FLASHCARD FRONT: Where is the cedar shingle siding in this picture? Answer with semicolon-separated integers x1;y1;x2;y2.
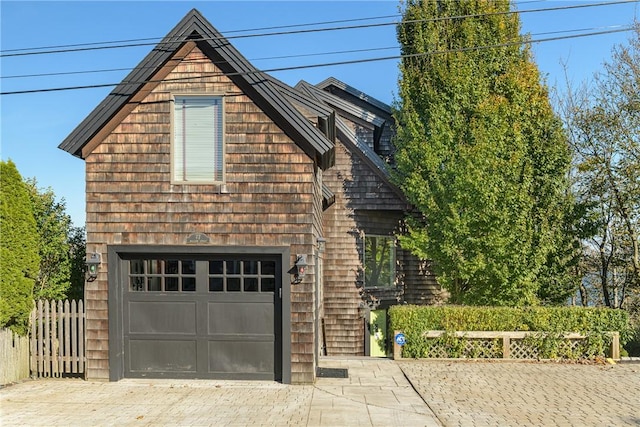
60;9;441;384
84;47;319;383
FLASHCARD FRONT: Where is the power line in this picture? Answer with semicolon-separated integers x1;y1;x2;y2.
1;0;635;58
0;46;400;80
0;13;401;55
1;23;626;81
1;25;632;96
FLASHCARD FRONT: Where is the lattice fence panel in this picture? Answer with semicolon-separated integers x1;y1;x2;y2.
463;339;502;358
423;343;449;358
510;340;539;359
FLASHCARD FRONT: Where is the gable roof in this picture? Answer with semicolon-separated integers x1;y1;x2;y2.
59;9;334;170
295;81;387;128
292;79;406;203
315;77;392;116
266;75;333;119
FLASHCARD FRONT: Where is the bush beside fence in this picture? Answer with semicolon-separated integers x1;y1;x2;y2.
389;305;631;360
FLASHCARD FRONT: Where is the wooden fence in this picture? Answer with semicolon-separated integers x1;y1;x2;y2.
0;328;30;385
30;300;86;377
393;330;620;361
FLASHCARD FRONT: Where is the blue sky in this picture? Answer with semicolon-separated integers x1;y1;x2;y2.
1;0;637;227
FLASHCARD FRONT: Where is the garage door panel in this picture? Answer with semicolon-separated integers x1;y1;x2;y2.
128;301;196;334
121;255;281;380
128;340;197;373
208;302;273;335
208;341;274;374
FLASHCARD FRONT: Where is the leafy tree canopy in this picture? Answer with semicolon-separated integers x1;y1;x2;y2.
393;0;573;305
0;160;39;335
25;179;73;300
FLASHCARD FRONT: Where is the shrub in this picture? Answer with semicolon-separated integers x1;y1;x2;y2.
389;305;631;359
0;160;40;335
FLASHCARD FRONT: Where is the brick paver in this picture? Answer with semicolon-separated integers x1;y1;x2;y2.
399;360;640;427
0;359;440;426
2;359;638;426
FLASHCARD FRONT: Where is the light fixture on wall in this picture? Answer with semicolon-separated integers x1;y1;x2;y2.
288;254;308;284
85;253;101;282
317;237;326;253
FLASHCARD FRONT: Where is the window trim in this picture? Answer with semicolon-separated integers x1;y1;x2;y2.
362;233;397;289
170;93;226;185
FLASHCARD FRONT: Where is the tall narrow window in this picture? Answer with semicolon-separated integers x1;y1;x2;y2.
364;235;396;288
173;96;224;183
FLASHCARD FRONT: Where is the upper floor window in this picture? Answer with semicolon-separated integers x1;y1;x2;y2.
173;96;224;183
363;235;396;288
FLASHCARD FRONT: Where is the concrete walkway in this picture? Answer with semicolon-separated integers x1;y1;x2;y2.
2;358;639;426
0;358;440;427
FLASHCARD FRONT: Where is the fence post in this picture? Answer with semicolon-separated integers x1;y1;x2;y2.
393;330;403;360
610;332;620;360
503;336;510;359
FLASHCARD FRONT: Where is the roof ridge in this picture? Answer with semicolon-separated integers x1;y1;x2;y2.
59;9;334;170
315;77;392;115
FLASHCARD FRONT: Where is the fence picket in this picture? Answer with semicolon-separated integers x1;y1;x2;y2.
30;308;36;375
78;300;84;374
57;300;64;376
43;301;49;377
51;301;58;377
30;300;86;378
71;300;77;373
64;300;71;374
37;301;43;376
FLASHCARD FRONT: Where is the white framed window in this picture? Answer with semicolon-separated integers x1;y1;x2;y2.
173;96;224;183
363;234;396;288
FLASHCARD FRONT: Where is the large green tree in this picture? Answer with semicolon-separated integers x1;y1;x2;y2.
25;179;73;300
67;226;87;301
0;160;40;335
393;0;573;305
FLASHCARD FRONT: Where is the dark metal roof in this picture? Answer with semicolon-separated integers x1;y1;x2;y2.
59;9;334;170
315;77;392;115
322;184;335;210
295;81;387;128
295;80;406;203
266;76;333;118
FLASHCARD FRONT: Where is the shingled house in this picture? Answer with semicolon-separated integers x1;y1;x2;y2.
59;9;440;384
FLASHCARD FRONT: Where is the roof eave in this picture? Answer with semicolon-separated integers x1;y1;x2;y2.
59;9;335;170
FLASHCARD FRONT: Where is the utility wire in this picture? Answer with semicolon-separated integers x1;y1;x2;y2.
1;23;626;81
0;14;401;55
1;0;635;58
1;46;400;80
1;25;632;96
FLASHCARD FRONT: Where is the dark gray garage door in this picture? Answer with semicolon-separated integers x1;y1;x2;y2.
121;255;281;380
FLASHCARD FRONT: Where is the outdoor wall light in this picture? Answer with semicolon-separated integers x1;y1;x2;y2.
85;252;101;282
317;237;326;253
289;254;308;284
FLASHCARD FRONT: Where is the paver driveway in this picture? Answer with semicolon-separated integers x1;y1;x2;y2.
2;358;639;426
399;360;640;427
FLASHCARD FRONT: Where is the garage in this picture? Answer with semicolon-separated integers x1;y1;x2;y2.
108;247;288;382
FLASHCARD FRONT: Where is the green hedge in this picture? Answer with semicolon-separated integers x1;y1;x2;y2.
389;305;631;359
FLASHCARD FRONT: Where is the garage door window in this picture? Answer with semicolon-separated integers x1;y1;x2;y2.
129;259;196;292
208;260;276;293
